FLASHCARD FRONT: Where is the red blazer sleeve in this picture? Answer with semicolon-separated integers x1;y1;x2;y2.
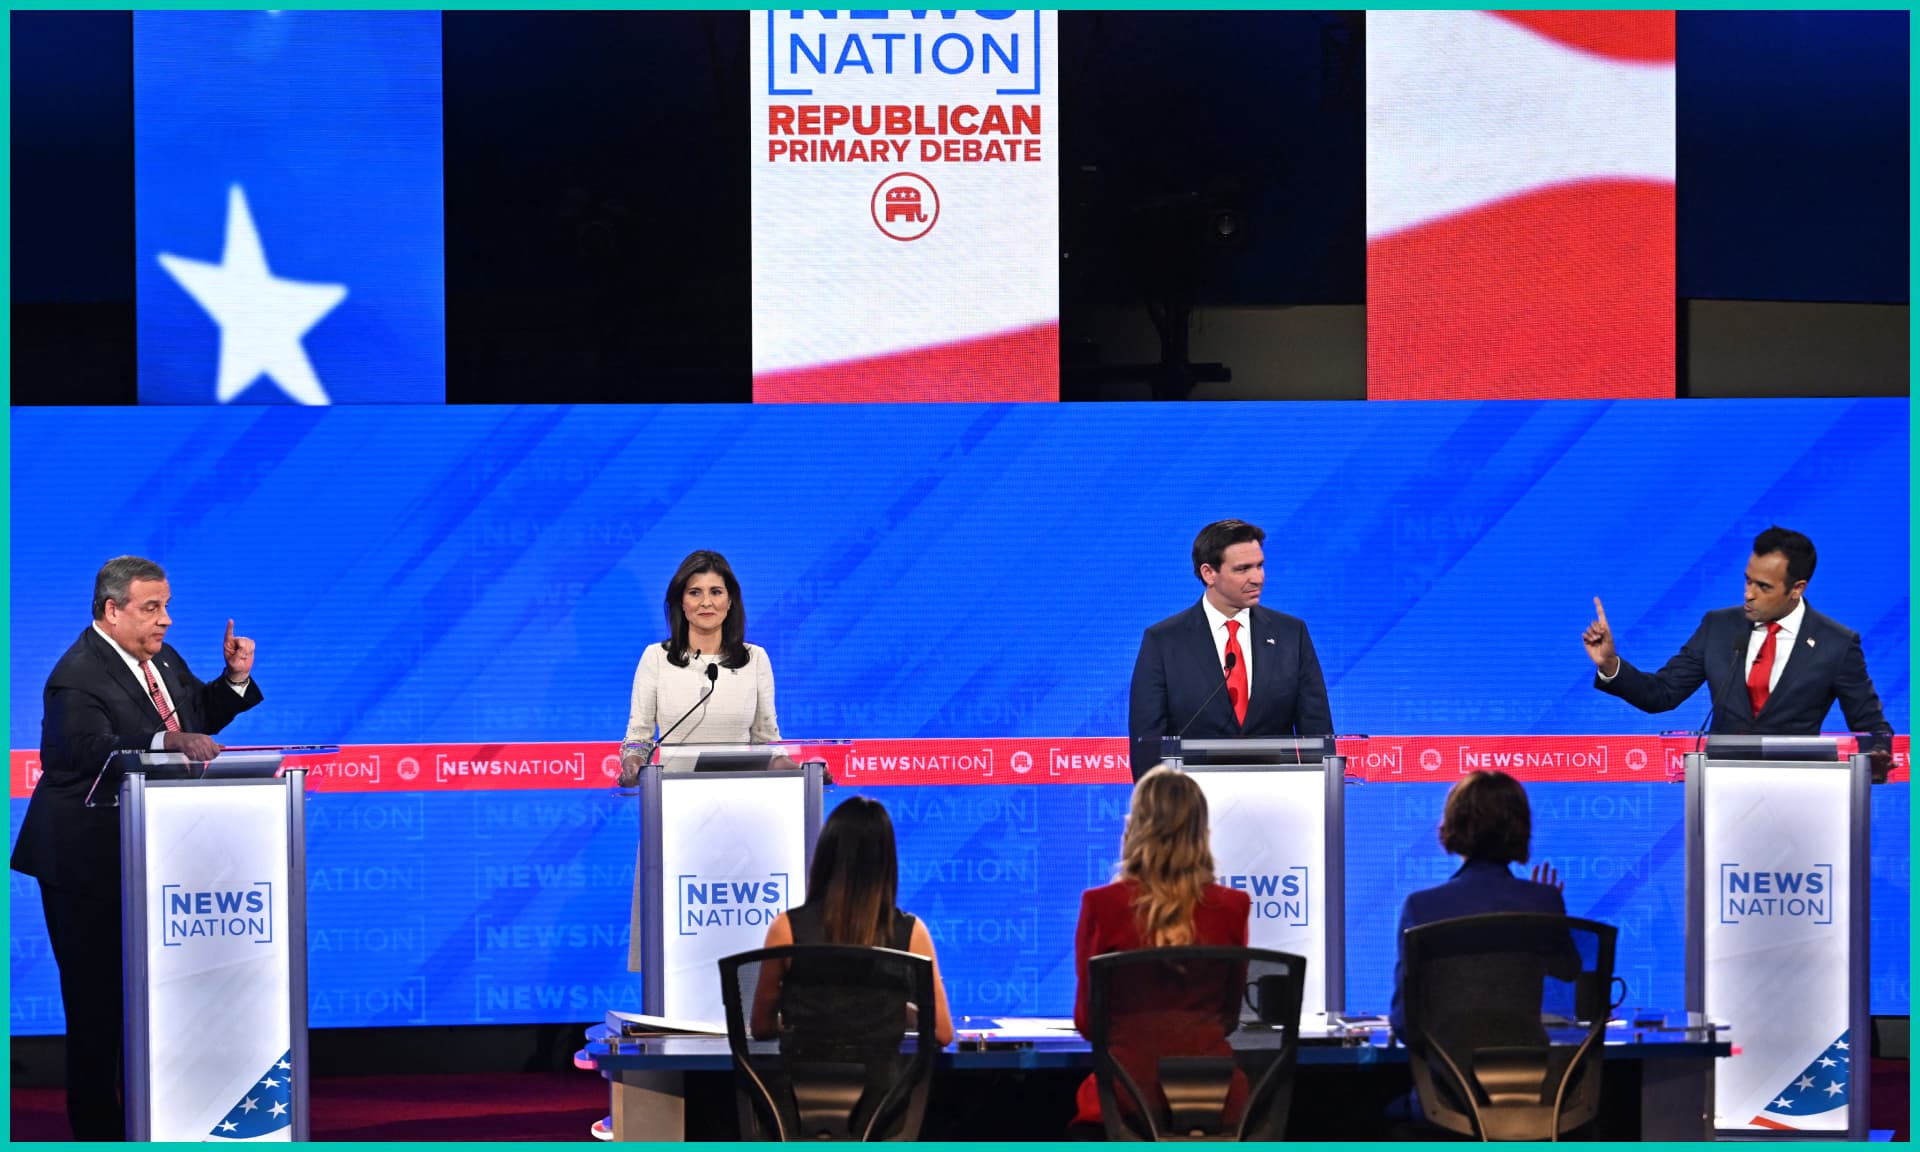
1073;888;1100;1037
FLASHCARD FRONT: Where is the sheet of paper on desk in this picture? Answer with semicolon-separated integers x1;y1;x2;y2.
959;1017;1080;1037
605;1010;726;1036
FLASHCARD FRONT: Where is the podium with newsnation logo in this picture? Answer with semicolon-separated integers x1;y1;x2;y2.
118;749;318;1142
1686;737;1870;1138
1162;736;1345;1018
635;745;826;1026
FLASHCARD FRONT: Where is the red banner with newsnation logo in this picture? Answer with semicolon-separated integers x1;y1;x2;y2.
10;735;1906;798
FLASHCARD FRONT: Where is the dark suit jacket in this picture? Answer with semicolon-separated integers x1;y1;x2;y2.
1128;602;1333;781
11;626;263;899
1389;859;1567;1040
1595;603;1890;737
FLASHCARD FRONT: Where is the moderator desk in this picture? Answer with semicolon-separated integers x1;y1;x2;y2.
583;1016;1727;1141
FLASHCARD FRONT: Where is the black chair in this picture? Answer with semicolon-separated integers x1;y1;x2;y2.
1087;946;1306;1141
718;944;938;1141
1399;913;1619;1141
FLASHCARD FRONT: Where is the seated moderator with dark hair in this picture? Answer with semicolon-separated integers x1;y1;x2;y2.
749;796;954;1047
1389;770;1566;1040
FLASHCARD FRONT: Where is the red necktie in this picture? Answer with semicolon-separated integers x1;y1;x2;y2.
142;661;182;733
1224;619;1249;726
1746;622;1782;715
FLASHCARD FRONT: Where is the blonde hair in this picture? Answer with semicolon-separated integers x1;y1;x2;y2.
1119;765;1215;947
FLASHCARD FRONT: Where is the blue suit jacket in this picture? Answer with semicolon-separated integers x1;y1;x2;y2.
1128;602;1333;781
1595;603;1889;737
1388;859;1567;1039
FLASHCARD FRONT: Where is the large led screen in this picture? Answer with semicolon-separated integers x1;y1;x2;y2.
1367;11;1676;399
751;11;1059;402
9;401;1906;1030
135;11;446;405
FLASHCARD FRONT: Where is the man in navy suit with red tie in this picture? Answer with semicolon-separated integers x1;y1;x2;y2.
11;556;263;1141
1129;520;1334;782
1584;526;1892;775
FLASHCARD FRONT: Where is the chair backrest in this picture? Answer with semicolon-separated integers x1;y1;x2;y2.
718;944;938;1142
1087;946;1306;1142
1399;912;1618;1141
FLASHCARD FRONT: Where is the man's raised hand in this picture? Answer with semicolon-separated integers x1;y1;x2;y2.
1582;597;1620;677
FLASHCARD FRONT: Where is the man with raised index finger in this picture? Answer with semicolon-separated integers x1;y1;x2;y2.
1583;526;1892;773
10;556;263;1141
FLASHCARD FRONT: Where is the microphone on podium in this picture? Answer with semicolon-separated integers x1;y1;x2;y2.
1174;650;1239;742
618;657;721;787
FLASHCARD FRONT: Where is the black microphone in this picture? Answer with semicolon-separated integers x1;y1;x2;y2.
621;657;721;786
1697;631;1755;756
1175;651;1239;741
656;662;722;751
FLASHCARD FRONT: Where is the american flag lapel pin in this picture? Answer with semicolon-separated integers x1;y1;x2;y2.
1264;637;1275;645
1807;637;1816;648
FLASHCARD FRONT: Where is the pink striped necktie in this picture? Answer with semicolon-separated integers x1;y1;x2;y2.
141;661;182;733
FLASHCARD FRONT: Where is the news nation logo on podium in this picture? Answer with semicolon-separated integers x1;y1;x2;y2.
162;883;276;946
678;874;791;935
1718;864;1834;926
1220;868;1310;928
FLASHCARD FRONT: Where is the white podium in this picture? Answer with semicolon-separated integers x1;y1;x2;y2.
635;746;825;1027
1161;736;1345;1017
119;750;312;1142
1685;737;1870;1138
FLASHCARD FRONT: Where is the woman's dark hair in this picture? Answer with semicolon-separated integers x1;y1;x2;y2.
1438;770;1532;865
804;796;900;947
663;549;749;668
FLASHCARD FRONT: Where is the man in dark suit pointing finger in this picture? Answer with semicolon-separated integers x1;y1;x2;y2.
1585;526;1892;769
1128;520;1335;782
10;556;264;1140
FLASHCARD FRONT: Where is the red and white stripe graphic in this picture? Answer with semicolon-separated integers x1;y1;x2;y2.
1367;11;1676;400
753;321;1057;404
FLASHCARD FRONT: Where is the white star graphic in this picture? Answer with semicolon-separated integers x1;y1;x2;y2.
1795;1074;1816;1091
157;184;347;406
239;1096;259;1113
261;1076;279;1089
1771;1096;1794;1110
269;1100;289;1118
218;1121;238;1133
1835;1040;1849;1050
1818;1056;1838;1067
1825;1080;1844;1097
277;1059;292;1071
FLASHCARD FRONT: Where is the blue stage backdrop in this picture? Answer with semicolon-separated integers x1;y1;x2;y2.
135;11;446;405
8;400;1908;1032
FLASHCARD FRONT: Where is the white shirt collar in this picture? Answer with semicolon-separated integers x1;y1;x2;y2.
1200;595;1250;637
1758;598;1807;639
92;621;153;673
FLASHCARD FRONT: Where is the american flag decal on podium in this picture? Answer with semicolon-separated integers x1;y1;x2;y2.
207;1050;294;1140
1751;1031;1849;1130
